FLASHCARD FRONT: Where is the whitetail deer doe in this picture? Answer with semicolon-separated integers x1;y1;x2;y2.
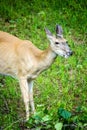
0;25;72;120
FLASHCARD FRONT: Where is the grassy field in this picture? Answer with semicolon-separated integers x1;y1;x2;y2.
0;0;87;129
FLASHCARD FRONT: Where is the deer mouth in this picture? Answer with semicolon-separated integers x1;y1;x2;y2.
64;54;70;58
64;51;73;58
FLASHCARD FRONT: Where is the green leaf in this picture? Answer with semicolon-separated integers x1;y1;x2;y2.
55;122;63;130
42;115;51;122
34;115;42;121
58;108;71;119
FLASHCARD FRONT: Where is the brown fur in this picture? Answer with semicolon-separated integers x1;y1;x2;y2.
0;27;72;120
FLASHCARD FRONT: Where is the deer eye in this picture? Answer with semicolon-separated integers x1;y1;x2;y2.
55;42;59;45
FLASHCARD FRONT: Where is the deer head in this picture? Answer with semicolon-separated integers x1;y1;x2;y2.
45;25;73;58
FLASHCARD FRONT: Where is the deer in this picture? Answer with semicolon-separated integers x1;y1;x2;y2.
0;25;73;121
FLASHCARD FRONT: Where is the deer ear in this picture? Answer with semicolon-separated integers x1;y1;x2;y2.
45;28;53;37
45;28;53;42
56;25;63;37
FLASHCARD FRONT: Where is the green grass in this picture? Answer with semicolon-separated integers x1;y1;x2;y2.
0;0;87;129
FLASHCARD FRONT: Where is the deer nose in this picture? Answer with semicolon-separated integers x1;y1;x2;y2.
67;51;73;56
70;51;73;56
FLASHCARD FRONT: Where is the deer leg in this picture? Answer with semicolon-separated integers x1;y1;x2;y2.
28;80;35;114
19;78;30;121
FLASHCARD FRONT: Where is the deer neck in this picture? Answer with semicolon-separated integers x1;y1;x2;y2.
27;46;57;80
37;46;57;71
